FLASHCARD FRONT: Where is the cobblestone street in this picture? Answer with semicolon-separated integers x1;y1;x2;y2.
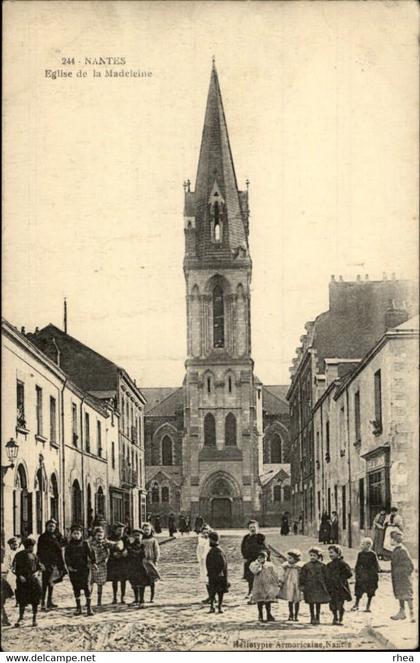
2;531;418;652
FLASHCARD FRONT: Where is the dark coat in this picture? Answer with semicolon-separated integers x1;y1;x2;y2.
127;541;150;588
319;517;331;544
355;550;380;597
299;560;330;604
37;531;65;569
280;516;290;535
64;540;94;591
14;551;42;606
107;535;130;582
241;533;266;583
330;518;339;543
168;516;177;536
391;545;414;600
325;558;352;602
206;544;229;593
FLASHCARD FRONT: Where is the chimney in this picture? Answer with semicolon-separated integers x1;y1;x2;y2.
384;299;409;330
21;326;25;334
35;326;39;333
63;297;68;334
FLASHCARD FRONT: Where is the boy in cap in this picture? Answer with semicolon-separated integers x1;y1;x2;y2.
37;518;65;611
206;531;229;614
64;525;95;616
127;529;149;608
14;537;43;628
390;530;415;622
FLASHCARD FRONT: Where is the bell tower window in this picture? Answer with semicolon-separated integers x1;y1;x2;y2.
213;285;224;348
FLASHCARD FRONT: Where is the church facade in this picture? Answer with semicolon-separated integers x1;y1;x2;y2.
143;63;290;528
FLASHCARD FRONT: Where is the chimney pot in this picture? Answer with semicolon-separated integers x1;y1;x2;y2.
21;326;25;334
35;326;39;333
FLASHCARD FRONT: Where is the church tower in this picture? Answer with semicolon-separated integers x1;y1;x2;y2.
182;61;263;527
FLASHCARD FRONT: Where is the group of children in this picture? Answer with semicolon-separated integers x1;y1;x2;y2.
0;520;160;628
246;531;416;625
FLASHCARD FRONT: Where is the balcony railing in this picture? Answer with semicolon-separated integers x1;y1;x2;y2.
120;465;139;487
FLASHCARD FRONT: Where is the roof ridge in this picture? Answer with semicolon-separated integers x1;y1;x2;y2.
145;386;183;414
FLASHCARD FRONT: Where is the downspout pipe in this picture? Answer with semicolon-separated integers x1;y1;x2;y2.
60;378;67;533
345;387;352;548
80;397;86;531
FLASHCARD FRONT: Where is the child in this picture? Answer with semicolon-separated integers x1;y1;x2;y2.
299;546;330;625
390;530;415;622
352;537;380;612
278;549;302;621
141;522;161;603
6;537;21;606
1;546;15;626
90;526;110;607
250;550;279;622
325;544;352;625
127;529;149;608
206;531;229;614
196;524;211;603
107;522;130;604
14;537;43;628
65;525;95;616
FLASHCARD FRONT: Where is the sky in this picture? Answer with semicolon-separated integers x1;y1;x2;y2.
3;1;418;388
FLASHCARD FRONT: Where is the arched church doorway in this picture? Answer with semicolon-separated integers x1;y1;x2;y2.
211;498;232;528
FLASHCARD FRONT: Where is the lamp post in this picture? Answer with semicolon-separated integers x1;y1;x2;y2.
1;437;19;545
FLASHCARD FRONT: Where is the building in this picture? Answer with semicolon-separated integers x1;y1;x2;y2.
312;315;418;551
143;62;291;528
28;324;147;527
288;275;418;536
1;319;113;541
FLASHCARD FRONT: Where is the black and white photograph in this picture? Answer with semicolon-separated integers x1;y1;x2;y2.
2;0;418;654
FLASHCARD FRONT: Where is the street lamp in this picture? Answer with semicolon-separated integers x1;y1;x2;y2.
1;437;19;545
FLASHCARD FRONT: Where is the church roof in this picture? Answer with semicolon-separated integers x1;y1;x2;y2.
262;385;289;415
189;61;249;261
142;387;184;416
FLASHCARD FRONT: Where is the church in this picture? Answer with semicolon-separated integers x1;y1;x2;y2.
143;62;290;528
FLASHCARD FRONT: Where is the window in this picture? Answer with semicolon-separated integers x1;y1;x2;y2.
342;485;347;530
368;469;390;525
16;381;25;427
283;485;291;501
151;481;159;503
354;390;361;443
359;477;365;528
204;413;216;446
325;421;330;462
374;370;382;432
270;433;282;463
35;468;45;534
72;403;78;446
162;435;173;465
87;484;93;526
111;442;115;469
161;486;170;503
228;376;232;393
35;386;43;435
96;486;105;518
72;480;82;524
85;412;90;452
213;285;224;348
207;377;211;394
225;413;237;446
273;485;282;501
97;420;102;457
50;474;59;523
49;396;57;443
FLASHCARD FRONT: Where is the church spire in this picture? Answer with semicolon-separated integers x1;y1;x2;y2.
191;61;248;259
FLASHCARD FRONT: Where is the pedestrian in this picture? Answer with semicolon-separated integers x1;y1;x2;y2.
153;515;162;535
330;511;339;544
250;550;278;622
241;520;264;602
168;513;177;537
196;523;211;603
14;537;43;628
64;524;95;617
318;512;331;545
185;515;191;535
37;518;66;611
372;508;387;560
141;522;161;603
325;544;352;625
107;522;130;605
299;512;304;535
206;531;229;614
1;546;15;626
352;537;380;612
278;549;303;621
383;507;404;560
194;515;204;534
389;530;415;622
5;537;21;603
127;529;149;609
299;546;330;625
179;514;187;535
89;526;110;607
293;521;298;536
280;513;290;536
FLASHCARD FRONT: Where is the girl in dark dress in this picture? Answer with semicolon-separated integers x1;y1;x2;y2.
107;523;130;605
325;545;352;625
64;525;95;616
206;531;229;614
352;537;380;612
127;529;150;608
299;547;330;625
318;513;331;545
14;537;43;628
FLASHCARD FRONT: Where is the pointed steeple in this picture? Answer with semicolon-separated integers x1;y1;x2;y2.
190;61;249;261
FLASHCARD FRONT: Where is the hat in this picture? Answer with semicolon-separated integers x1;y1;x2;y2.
7;537;18;545
286;549;302;561
46;519;57;526
208;531;220;544
70;524;83;532
132;528;142;534
113;522;125;529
